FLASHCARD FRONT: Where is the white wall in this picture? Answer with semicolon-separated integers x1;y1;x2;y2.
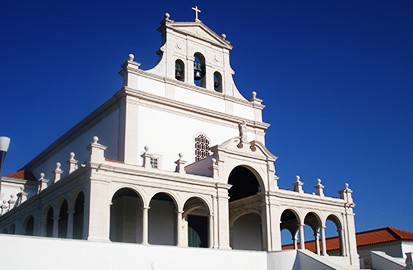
137;106;256;171
30;108;120;182
232;213;262;251
0;234;268;270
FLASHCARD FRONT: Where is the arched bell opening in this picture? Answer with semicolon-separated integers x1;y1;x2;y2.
213;71;222;93
194;53;206;88
110;188;143;243
24;215;35;236
326;215;345;256
304;212;322;254
175;59;185;82
58;200;68;238
73;191;85;239
183;197;210;248
280;209;300;250
228;166;264;250
231;212;263;250
149;193;177;246
46;206;54;237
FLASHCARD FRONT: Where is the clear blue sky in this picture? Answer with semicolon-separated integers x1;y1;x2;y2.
1;1;412;234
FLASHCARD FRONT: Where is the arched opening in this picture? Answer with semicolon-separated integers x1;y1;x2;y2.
304;212;322;254
149;193;176;246
231;213;262;250
194;53;206;88
24;216;35;236
228;166;261;202
110;188;143;243
10;224;15;234
228;166;264;250
175;59;185;81
326;215;344;256
58;200;68;238
183;197;210;248
213;71;222;93
280;209;300;250
73;192;85;239
46;207;54;237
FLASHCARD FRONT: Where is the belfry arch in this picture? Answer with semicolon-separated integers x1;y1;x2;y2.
228;166;265;251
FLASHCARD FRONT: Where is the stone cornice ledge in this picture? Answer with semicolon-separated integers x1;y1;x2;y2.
124;87;270;130
270;189;346;207
92;160;216;188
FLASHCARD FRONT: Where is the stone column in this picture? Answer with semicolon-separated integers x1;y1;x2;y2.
176;210;184;247
53;216;59;238
315;232;321;255
216;184;231;250
208;214;214;248
293;231;298;250
142;207;149;245
320;226;327;256
67;210;75;239
299;224;305;250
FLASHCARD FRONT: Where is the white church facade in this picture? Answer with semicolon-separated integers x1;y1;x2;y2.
0;10;359;270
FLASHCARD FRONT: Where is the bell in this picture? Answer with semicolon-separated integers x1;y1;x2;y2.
214;78;220;89
194;70;202;80
175;70;182;80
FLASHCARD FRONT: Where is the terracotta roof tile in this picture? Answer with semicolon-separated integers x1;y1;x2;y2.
3;170;37;181
282;227;413;252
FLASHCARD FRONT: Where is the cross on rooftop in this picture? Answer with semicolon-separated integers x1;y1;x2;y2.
192;6;201;21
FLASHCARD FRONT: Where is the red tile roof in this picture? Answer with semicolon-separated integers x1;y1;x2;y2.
282;227;413;252
3;170;37;181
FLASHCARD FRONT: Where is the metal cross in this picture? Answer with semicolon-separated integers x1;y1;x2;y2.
192;6;201;21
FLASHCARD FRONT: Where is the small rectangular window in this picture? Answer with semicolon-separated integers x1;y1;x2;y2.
150;157;158;169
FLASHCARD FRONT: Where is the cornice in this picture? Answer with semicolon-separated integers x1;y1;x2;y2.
124;87;270;130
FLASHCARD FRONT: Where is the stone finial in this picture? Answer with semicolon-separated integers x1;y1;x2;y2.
54;162;63;183
141;146;151;169
251;91;257;99
1;200;8;215
274;175;280;189
144;146;149;152
67;152;78;174
293;175;304;193
175;153;186;174
128;54;134;61
87;136;108;164
339;183;354;204
8;194;16;211
221;33;226;40
37;173;49;194
164;13;170;20
17;187;28;206
314;178;325;197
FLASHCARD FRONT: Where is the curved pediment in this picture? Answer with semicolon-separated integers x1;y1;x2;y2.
212;137;277;161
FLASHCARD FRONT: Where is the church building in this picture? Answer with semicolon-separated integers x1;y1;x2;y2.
0;9;360;270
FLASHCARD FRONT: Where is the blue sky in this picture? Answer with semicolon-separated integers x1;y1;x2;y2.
1;1;412;234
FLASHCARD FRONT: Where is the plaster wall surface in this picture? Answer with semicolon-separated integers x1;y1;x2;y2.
232;213;263;250
0;234;268;270
137;106;256;171
29;108;120;181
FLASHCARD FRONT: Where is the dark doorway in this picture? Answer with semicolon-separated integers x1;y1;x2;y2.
188;215;208;248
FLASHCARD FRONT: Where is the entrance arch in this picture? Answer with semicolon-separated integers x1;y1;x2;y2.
110;188;143;243
228;166;264;250
148;193;177;245
183;197;210;248
326;214;345;256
